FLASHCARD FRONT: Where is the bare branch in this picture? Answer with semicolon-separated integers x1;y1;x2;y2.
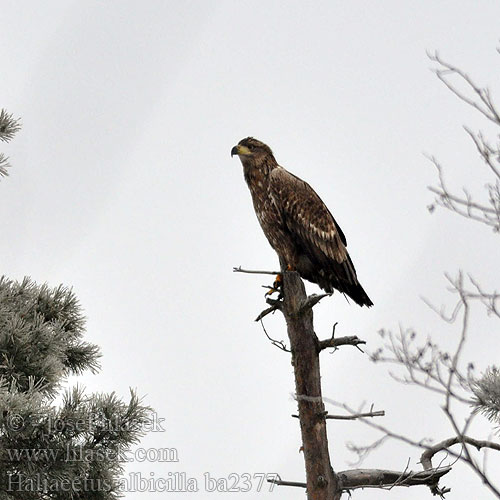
466;275;500;319
429;51;500;125
269;467;451;492
267;477;306;488
338;466;451;491
318;322;366;352
370;325;473;406
233;266;280;276
255;298;282;321
300;292;331;312
421;436;500;471
328;398;500;497
443;407;500;498
326;409;385;420
425;52;500;231
427;156;500;231
259;319;290;352
443;273;470;412
319;335;366;352
346;435;390;466
292;408;384;421
464;127;500;180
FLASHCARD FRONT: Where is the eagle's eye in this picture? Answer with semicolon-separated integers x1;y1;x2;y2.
248;144;255;151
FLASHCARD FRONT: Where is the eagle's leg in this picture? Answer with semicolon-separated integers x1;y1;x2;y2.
264;275;282;297
265;264;294;297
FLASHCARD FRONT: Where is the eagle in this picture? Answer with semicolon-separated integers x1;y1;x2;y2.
231;137;373;307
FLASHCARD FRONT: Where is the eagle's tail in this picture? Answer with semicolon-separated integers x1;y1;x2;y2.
346;282;373;308
295;251;373;307
315;273;373;307
316;260;373;307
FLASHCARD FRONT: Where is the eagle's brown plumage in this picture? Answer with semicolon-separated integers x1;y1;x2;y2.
231;137;373;307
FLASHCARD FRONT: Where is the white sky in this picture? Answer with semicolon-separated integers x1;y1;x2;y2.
1;1;500;498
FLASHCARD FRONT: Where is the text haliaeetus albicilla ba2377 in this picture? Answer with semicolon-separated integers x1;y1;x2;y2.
231;137;373;307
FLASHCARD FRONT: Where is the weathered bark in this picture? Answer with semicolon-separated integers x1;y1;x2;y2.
281;271;341;500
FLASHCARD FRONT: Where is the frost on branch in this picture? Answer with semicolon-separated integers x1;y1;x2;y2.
0;108;21;177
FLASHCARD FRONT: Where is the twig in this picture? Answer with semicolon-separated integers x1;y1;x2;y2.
429;51;500;125
292;409;384;420
300;293;331;312
267;477;306;488
255;298;282;321
326;410;385;420
233;266;280;276
346;435;390;466
259;319;290;352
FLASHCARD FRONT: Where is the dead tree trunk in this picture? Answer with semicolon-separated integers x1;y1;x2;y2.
281;271;341;500
234;265;452;496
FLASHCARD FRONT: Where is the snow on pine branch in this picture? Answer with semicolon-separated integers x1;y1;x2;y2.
0;108;21;177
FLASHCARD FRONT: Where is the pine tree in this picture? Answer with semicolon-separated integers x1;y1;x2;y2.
0;274;151;499
0;109;21;177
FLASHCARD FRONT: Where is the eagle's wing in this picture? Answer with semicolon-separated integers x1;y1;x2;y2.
269;166;358;287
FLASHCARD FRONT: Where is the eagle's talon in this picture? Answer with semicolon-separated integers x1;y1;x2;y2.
262;273;283;297
272;273;283;290
265;287;279;297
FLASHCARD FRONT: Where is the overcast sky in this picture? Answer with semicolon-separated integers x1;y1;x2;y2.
2;1;500;498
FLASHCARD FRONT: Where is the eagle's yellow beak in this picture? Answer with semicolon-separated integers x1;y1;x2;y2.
231;144;251;157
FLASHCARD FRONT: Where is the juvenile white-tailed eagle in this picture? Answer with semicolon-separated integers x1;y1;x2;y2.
231;137;373;307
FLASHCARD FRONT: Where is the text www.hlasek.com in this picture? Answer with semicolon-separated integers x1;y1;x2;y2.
6;445;179;463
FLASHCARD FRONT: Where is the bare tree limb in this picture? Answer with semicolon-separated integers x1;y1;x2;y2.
267;477;306;488
421;436;500;471
425;52;500;231
259;319;290;352
319;335;366;352
292;409;384;420
429;51;500;125
300;293;331;312
268;467;452;492
233;266;280;276
326;409;385;420
317;322;366;352
255;298;282;321
338;466;451;490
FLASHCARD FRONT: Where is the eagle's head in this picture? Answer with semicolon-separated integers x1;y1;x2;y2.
231;137;276;168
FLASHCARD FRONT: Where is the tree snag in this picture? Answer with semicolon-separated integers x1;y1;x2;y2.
281;270;341;500
234;266;451;497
